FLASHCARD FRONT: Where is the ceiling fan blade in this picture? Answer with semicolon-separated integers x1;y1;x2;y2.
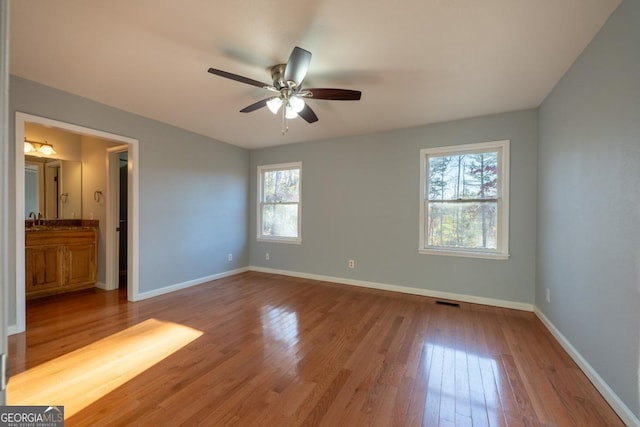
298;104;319;123
239;98;271;113
284;47;312;87
208;68;270;89
306;88;362;100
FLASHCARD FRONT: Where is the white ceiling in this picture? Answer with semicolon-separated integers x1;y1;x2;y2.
10;0;620;149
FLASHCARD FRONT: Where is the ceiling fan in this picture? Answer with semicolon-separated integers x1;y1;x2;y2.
208;46;362;133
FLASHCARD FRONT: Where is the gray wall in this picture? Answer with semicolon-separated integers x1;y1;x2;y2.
538;0;639;419
80;135;121;285
250;109;538;305
8;76;249;326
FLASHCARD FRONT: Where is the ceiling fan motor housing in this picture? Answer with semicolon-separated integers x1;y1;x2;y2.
270;64;288;90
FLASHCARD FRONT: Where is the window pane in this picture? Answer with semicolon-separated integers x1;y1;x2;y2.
263;169;300;203
426;201;497;249
262;204;298;238
428;152;498;200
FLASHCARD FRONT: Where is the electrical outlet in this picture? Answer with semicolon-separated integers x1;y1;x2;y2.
265;252;270;261
228;253;232;262
546;288;550;303
348;259;355;269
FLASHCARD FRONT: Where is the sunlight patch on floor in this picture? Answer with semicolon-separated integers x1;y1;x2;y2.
7;319;203;417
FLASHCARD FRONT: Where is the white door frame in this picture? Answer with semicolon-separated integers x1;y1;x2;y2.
14;112;140;334
1;0;10;404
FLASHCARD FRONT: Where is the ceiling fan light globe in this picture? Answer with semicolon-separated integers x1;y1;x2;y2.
266;97;282;114
285;105;298;119
289;96;305;113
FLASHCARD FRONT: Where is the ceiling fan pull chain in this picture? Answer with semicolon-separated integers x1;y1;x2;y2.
281;107;287;135
280;108;287;136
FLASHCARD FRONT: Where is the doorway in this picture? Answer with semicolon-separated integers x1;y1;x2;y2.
107;147;129;294
14;112;140;334
119;152;128;289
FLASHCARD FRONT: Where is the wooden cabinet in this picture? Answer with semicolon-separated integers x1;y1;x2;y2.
26;228;98;299
26;245;63;293
65;242;96;287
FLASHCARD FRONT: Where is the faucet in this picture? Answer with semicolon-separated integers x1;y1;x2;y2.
29;211;37;227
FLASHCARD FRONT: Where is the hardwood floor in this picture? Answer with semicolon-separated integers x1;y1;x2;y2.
8;272;623;426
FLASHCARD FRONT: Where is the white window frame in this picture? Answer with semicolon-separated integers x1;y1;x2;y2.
257;162;302;244
419;140;510;260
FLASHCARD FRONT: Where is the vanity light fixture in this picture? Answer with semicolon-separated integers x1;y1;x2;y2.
24;138;57;156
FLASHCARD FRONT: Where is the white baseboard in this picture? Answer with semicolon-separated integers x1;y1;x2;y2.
94;281;108;290
249;266;534;312
136;267;250;301
535;308;639;427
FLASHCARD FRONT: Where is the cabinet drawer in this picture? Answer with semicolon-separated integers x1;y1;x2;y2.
26;229;96;247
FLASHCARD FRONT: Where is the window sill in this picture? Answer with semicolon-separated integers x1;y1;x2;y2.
257;237;302;245
419;248;509;260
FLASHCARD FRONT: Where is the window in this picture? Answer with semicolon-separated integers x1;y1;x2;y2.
257;162;302;244
419;140;509;259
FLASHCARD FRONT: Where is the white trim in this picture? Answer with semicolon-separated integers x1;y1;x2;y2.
422;140;509;156
256;237;302;245
136;267;249;301
0;2;7;402
94;281;108;290
13;112;140;334
257;161;302;244
419;140;510;259
127;141;139;302
249;266;533;312
535;308;640;427
14;116;26;334
419;248;510;260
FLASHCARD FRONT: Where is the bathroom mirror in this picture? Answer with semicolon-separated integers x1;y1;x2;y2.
24;156;82;219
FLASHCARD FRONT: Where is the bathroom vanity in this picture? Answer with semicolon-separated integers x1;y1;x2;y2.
25;220;98;299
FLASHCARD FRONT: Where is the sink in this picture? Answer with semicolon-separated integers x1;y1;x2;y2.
26;226;54;231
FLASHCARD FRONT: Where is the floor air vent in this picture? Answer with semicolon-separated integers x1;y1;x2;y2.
435;300;460;308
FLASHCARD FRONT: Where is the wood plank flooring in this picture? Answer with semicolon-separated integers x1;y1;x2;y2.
8;272;623;426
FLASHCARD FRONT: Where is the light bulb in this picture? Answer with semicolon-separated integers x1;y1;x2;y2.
285;105;298;119
289;96;305;113
24;142;35;154
266;97;282;114
38;144;56;156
